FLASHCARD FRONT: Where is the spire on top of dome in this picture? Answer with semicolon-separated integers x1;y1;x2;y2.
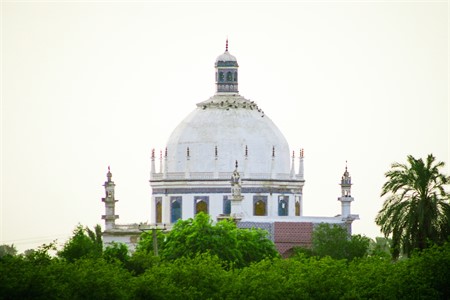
343;161;349;177
215;39;238;64
215;39;239;93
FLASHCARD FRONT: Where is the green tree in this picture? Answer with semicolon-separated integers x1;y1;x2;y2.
310;223;370;261
368;237;392;258
103;242;130;265
0;242;68;299
58;224;103;262
138;212;279;268
133;253;231;300
61;258;132;300
0;244;17;257
375;154;450;259
232;256;348;299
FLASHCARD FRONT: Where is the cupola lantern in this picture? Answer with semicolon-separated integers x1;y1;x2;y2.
215;39;239;93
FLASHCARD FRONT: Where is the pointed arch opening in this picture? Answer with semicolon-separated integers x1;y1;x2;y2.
170;196;182;223
295;196;301;216
278;196;289;216
253;196;267;216
155;197;162;223
194;196;209;215
223;196;231;215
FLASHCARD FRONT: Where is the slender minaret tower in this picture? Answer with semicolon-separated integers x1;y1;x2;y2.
230;161;244;220
270;146;276;179
150;149;156;178
102;166;119;231
298;148;304;180
163;147;168;179
290;150;295;179
185;147;191;179
243;145;248;178
338;163;353;219
214;145;219;179
159;150;163;174
215;39;239;94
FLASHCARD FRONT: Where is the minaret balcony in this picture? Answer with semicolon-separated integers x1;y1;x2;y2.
102;197;118;203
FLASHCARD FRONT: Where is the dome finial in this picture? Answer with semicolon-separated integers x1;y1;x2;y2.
225;38;228;52
106;166;112;182
342;161;350;179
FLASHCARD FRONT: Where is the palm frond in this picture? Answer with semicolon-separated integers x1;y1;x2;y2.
376;154;450;259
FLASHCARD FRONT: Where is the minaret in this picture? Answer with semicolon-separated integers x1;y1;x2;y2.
270;146;276;179
185;147;190;179
102;166;119;231
163;147;168;179
298;149;304;180
215;39;239;94
290;150;295;179
150;149;156;178
159;150;163;174
230;161;244;220
338;163;354;219
243;145;248;178
214;145;219;179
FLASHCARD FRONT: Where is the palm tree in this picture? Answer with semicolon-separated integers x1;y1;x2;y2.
375;154;450;259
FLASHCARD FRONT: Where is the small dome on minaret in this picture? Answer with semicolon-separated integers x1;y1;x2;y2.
341;164;351;185
215;40;238;64
340;162;352;197
215;39;239;93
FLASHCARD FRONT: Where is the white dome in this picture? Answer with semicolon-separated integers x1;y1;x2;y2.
166;94;291;176
215;51;237;63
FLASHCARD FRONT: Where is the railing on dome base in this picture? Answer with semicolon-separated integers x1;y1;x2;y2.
150;172;301;181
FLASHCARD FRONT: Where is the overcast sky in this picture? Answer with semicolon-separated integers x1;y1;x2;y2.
2;0;448;252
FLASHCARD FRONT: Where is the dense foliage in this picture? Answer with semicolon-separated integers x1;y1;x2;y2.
1;241;449;299
2;180;450;300
136;212;279;268
58;224;103;262
376;154;450;258
3;155;450;297
0;244;17;257
307;223;371;261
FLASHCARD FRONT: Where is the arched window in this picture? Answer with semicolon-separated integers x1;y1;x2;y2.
278;196;289;216
194;196;209;215
171;197;182;223
226;71;232;81
155;197;162;223
219;72;224;82
295;196;301;216
223;196;231;215
234;72;237;82
253;196;267;216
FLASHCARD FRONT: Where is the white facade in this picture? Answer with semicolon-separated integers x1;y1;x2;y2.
102;43;358;252
149;44;305;225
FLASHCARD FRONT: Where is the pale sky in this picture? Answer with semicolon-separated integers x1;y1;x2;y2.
2;1;449;252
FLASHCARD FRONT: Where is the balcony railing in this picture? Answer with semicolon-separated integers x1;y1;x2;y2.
150;172;297;181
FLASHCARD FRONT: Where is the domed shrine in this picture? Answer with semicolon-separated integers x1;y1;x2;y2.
101;41;359;256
